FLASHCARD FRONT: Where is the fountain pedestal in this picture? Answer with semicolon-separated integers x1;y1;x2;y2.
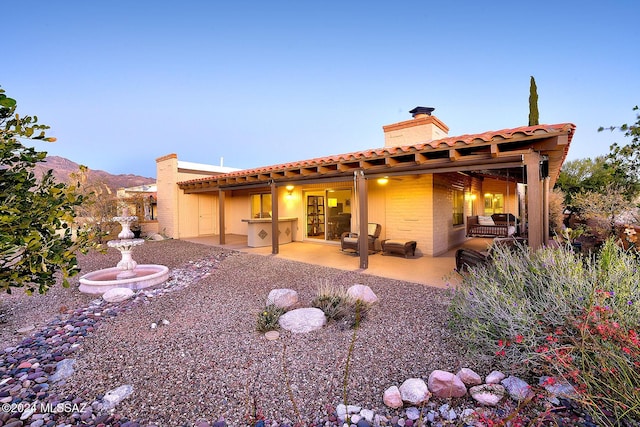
79;210;169;295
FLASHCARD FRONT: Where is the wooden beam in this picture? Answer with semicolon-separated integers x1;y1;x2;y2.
218;189;226;245
524;151;543;250
357;171;369;269
271;181;279;255
543;176;550;246
491;144;499;158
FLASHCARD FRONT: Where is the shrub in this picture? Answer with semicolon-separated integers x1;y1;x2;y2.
311;282;373;329
311;282;352;321
449;239;640;424
256;304;285;333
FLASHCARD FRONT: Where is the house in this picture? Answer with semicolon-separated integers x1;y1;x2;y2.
156;107;575;269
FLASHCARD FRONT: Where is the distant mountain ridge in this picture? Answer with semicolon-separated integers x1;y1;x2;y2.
34;156;155;194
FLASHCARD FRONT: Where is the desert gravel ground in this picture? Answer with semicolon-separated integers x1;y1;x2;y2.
1;239;488;426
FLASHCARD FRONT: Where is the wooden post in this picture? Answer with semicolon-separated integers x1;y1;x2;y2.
357;171;369;269
271;181;279;255
218;189;226;245
543;176;550;246
524;151;543;250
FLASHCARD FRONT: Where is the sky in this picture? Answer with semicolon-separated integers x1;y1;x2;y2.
5;1;639;178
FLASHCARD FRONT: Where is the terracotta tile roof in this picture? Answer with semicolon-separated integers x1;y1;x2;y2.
178;123;575;186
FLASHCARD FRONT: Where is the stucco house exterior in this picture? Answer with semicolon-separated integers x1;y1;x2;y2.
156;107;575;269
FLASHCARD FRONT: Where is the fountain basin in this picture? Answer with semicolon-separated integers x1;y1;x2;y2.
78;264;170;294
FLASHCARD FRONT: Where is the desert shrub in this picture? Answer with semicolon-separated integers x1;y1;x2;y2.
449;239;640;424
256;304;285;333
311;283;352;321
311;282;373;329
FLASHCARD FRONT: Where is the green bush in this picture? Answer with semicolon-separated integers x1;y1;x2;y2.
449;239;640;424
311;283;372;329
311;283;352;321
256;304;285;333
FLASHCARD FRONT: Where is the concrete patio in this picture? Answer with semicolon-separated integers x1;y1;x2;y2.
182;235;493;288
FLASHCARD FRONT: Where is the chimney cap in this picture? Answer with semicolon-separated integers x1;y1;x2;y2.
409;106;435;117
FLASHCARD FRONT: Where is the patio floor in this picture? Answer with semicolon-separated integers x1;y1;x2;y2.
182;235;493;288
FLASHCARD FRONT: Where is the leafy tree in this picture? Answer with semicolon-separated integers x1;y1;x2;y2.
0;87;92;294
599;105;640;194
528;76;539;126
556;156;621;203
571;184;637;240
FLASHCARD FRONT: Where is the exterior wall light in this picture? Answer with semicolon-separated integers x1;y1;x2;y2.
285;185;295;196
377;177;389;185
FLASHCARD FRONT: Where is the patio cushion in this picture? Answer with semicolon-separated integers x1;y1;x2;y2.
478;215;495;226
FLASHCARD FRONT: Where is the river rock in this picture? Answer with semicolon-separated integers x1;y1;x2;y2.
456;368;482;386
469;384;505;406
399;378;431;405
383;385;403;409
278;308;326;333
501;376;532;401
428;370;467;398
50;359;76;383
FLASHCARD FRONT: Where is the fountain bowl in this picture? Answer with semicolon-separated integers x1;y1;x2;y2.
78;264;170;294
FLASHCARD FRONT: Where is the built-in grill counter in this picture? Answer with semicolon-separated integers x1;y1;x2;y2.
241;217;297;247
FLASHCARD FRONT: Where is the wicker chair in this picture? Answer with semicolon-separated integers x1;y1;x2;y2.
341;223;382;254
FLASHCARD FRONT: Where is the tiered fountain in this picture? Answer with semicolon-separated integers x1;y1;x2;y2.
79;208;169;294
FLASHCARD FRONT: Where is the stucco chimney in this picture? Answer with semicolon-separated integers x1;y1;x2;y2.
382;106;449;147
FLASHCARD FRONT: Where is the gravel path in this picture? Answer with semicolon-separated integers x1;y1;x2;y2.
1;239;489;426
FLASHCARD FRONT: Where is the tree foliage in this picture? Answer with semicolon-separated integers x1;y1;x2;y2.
599;105;640;192
528;76;539;126
0;87;92;294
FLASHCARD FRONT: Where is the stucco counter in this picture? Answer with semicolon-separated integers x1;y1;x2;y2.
241;217;297;247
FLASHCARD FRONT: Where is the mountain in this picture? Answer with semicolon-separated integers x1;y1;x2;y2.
34;156;155;194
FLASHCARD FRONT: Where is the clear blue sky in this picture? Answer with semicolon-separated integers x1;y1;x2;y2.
5;1;639;178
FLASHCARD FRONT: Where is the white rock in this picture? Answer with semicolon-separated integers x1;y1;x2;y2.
267;288;299;309
150;323;157;329
102;287;134;303
350;414;361;423
102;384;134;410
347;405;361;414
428;370;467;398
147;233;165;241
399;378;431;405
486;370;506;384
336;403;347;420
383;385;403;409
278;307;326;333
456;368;482;386
360;408;374;422
50;359;76;383
470;384;505;406
346;284;378;304
161;319;170;326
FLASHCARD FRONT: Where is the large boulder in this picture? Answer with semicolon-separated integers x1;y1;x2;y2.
278;307;326;333
266;288;299;309
347;284;378;304
428;370;467;398
382;385;403;409
399;378;431;405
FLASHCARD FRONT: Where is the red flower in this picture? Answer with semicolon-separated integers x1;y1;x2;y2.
515;334;524;344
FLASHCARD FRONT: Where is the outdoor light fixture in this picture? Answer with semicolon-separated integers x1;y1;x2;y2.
377;177;389;185
285;185;294;196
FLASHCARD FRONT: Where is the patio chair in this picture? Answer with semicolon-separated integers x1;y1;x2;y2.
455;236;528;273
341;223;382;254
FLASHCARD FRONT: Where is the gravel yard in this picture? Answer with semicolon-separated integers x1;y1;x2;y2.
1;239;488;426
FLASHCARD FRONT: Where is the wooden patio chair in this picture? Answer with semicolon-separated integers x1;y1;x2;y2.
341;223;382;254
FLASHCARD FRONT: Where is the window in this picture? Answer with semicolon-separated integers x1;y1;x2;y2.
484;193;504;215
251;193;272;218
453;189;464;226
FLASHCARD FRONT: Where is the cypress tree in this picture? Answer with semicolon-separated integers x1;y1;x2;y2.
529;76;539;126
